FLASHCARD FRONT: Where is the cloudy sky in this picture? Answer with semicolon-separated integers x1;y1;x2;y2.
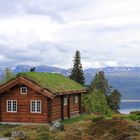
0;0;140;69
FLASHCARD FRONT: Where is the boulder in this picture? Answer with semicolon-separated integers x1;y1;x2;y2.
12;131;26;139
50;121;64;131
133;125;140;130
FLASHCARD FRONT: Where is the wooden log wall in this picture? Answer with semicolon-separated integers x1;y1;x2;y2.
51;96;61;121
0;85;48;123
69;94;80;116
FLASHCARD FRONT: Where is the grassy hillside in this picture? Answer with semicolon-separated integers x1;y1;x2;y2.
0;114;139;140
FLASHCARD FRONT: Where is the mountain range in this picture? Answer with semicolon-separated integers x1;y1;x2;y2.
0;65;140;100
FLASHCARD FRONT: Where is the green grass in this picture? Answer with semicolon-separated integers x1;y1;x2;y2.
121;114;140;121
17;72;85;93
60;112;140;125
60;114;102;124
112;113;140;121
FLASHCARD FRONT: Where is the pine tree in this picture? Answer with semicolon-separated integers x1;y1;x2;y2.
108;89;121;112
69;50;85;85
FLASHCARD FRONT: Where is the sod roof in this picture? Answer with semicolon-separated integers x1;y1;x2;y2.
18;72;86;93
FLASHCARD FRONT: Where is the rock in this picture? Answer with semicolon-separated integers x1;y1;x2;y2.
12;131;26;139
133;125;140;130
136;120;140;123
50;121;64;131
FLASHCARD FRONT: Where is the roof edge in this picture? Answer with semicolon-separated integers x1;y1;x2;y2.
0;76;54;99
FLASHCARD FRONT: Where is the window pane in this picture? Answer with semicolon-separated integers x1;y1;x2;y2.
13;101;17;111
8;101;11;111
37;101;41;112
32;101;35;112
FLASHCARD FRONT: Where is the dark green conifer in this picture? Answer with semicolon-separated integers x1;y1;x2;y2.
108;89;121;112
69;50;85;85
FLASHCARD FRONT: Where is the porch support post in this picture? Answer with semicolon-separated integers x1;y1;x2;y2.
79;93;82;114
67;94;70;118
47;98;52;123
61;95;64;120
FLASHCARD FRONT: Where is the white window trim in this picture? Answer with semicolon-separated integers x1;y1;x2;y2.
30;100;42;113
7;100;17;112
20;87;27;94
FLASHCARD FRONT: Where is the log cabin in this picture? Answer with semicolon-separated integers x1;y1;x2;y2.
0;72;86;123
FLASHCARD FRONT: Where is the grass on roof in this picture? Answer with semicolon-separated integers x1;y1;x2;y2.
18;72;85;93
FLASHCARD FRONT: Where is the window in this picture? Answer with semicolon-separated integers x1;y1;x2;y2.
30;100;41;113
7;100;17;112
74;96;78;104
20;87;27;94
63;97;67;105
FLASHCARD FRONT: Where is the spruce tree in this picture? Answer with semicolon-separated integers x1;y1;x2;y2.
69;50;85;85
108;89;121;112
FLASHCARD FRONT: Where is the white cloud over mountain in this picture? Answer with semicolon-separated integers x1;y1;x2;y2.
0;0;140;68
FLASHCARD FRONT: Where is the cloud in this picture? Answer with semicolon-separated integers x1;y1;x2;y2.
0;0;140;68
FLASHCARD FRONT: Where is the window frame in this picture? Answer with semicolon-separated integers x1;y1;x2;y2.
20;87;27;94
30;100;42;113
7;100;17;113
63;97;67;106
74;96;79;104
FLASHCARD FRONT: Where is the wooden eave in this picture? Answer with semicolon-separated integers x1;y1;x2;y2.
54;89;87;96
0;76;54;99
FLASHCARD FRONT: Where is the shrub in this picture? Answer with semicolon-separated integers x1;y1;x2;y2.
83;90;113;115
